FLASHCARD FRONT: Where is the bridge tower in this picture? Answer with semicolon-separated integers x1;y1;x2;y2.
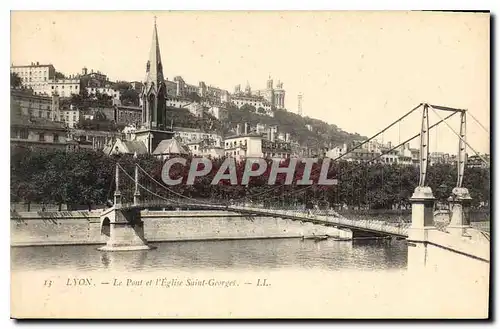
99;163;151;251
407;104;435;270
447;110;472;237
407;104;479;271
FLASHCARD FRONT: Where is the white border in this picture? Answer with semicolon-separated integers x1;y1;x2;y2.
2;1;498;327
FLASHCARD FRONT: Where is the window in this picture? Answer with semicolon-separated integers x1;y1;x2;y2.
53;134;59;143
38;133;45;142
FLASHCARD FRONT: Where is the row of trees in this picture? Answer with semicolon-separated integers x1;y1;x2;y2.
11;148;490;210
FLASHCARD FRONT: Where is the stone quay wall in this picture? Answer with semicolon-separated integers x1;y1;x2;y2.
10;210;352;247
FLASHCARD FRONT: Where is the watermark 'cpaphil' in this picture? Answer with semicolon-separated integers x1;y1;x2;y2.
161;157;338;186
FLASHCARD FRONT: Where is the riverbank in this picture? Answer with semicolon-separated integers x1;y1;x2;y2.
10;210;353;247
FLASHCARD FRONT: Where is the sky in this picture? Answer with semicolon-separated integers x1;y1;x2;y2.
10;11;490;154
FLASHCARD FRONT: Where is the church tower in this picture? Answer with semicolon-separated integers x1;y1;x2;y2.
135;18;174;153
142;17;167;129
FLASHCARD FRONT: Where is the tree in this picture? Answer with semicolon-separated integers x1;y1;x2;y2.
240;104;256;113
120;89;140;106
186;92;201;103
10;72;21;88
113;81;132;91
55;71;66;79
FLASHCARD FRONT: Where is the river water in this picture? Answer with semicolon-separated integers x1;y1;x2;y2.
11;238;408;273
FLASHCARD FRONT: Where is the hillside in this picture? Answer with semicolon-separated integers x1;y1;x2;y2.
167;103;365;148
226;105;366;148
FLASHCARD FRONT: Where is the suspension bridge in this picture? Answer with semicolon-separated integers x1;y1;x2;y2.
98;103;490;252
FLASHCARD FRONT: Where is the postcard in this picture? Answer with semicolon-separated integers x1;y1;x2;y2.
10;10;490;319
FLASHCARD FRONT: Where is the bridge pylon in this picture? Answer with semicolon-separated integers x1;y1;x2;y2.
407;104;483;271
114;162;122;207
133;164;141;206
98;206;151;252
99;163;151;252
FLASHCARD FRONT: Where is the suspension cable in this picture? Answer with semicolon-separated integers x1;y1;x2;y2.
136;164;215;205
231;104;424;203
428;105;489;166
464;111;490;134
330;103;423;163
116;163;192;206
257;111;459;203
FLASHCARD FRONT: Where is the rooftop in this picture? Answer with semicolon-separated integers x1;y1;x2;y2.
11;115;67;131
225;133;263;140
153;138;189;155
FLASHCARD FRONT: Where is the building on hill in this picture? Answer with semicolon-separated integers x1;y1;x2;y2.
230;94;274;117
48;79;81;97
206;105;228;121
114;105;142;126
69;129;123;151
246;76;286;110
467;154;489;168
163;76;230;104
11;90;61;121
10;114;72;151
326;140;420;165
198;82;227;104
186;139;225;159
10;62;56;95
60;105;82;128
165;96;192;109
224;133;263;161
173;127;222;146
261;138;292;159
86;86;122;105
79;67;108;87
182;102;204;118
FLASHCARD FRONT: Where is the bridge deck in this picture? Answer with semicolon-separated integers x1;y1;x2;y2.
110;202;410;238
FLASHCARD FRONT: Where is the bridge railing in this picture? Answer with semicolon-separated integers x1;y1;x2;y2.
117;197;410;237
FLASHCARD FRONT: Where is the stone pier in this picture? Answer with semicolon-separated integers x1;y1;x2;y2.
407;186;489;272
98;206;151;252
447;187;472;238
407;186;436;271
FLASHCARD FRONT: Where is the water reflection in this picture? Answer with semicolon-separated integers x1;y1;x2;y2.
11;238;407;273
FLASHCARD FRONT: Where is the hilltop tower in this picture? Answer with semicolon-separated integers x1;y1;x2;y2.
135;18;174;153
265;76;275;107
274;80;285;109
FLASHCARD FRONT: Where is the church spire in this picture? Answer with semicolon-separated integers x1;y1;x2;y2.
144;17;164;88
141;17;167;131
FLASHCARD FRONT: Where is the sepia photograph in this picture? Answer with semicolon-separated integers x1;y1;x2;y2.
9;9;490;319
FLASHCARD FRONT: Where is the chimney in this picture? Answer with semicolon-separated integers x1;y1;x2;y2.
36;61;39;65
387;141;392;149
